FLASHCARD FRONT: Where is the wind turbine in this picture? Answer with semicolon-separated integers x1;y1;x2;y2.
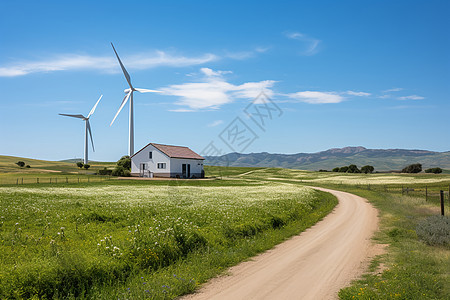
59;95;102;164
110;42;161;156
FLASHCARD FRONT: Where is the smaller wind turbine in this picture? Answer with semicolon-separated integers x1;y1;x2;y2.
59;95;102;164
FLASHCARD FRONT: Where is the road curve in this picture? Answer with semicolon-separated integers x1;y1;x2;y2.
182;187;379;300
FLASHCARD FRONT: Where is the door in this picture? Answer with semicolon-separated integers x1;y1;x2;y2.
140;163;146;177
182;164;186;178
187;164;191;178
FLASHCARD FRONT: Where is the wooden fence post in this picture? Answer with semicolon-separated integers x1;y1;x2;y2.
440;190;445;216
425;185;428;202
21;178;23;185
402;185;404;195
37;178;39;184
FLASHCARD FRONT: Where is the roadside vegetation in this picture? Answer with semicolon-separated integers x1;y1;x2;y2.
232;167;449;299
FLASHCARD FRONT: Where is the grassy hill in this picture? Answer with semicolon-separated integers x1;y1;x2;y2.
0;155;115;174
205;147;450;171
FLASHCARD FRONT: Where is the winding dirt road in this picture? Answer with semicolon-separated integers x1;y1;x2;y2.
183;187;379;300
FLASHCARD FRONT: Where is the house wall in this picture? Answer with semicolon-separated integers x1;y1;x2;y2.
131;144;171;176
170;158;204;178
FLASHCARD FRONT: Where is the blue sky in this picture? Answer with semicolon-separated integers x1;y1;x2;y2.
0;0;449;162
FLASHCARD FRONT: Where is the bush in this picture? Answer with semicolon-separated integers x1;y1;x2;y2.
16;161;25;168
98;168;112;176
332;167;340;172
425;167;442;174
338;166;349;172
402;163;422;173
117;156;131;170
416;215;450;247
318;169;328;172
76;162;84;169
111;166;131;177
25;165;31;168
361;165;374;174
83;164;90;170
347;164;360;173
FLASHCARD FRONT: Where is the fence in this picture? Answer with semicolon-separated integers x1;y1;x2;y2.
350;183;450;205
0;175;112;186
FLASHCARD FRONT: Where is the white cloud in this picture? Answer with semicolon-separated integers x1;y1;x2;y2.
285;31;321;56
0;51;218;77
383;87;403;93
160;68;276;110
289;91;344;104
398;95;425;100
345;91;371;96
207;120;224;127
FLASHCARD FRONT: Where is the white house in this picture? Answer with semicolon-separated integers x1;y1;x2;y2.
130;143;205;178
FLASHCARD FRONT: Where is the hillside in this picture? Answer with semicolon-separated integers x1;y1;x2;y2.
0;155;115;174
204;147;450;171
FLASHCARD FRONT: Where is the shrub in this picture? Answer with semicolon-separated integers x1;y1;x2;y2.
25;165;31;168
338;166;349;172
425;167;442;174
83;164;90;170
318;169;328;172
98;168;112;176
117;156;131;170
347;164;360;173
16;161;25;168
361;165;374;174
416;215;450;247
402;163;422;173
76;162;84;169
332;167;340;172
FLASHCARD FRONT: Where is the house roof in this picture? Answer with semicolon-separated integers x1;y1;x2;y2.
131;143;205;160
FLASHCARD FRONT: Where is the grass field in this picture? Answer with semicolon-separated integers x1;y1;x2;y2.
1;157;449;299
0;178;336;299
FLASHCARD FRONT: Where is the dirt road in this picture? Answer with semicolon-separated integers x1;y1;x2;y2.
183;187;379;300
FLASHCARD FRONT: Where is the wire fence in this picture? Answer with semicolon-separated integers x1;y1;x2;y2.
0;175;112;186
349;183;450;205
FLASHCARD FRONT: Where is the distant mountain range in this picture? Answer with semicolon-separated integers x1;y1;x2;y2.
204;147;450;171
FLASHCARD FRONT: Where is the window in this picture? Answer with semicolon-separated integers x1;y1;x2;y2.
149;151;152;159
157;163;166;169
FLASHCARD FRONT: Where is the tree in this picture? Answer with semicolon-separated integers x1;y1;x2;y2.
117;155;131;170
425;167;442;174
83;164;90;170
401;163;422;173
347;164;361;173
76;162;84;169
332;167;340;172
338;166;349;172
16;161;25;168
361;165;375;174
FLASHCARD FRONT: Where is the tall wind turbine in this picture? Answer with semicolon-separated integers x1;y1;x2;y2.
59;95;102;164
110;43;161;156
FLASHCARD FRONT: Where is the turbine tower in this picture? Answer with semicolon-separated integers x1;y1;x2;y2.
59;95;102;164
110;43;161;156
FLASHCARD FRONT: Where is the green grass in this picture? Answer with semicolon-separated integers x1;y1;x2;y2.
0;155;116;175
0;179;337;299
335;188;449;299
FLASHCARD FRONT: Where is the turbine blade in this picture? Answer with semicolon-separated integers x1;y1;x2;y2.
87;94;102;118
111;43;133;89
87;120;95;152
110;92;131;126
59;113;85;119
134;88;163;93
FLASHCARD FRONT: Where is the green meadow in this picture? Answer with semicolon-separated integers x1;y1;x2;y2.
1;158;449;299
